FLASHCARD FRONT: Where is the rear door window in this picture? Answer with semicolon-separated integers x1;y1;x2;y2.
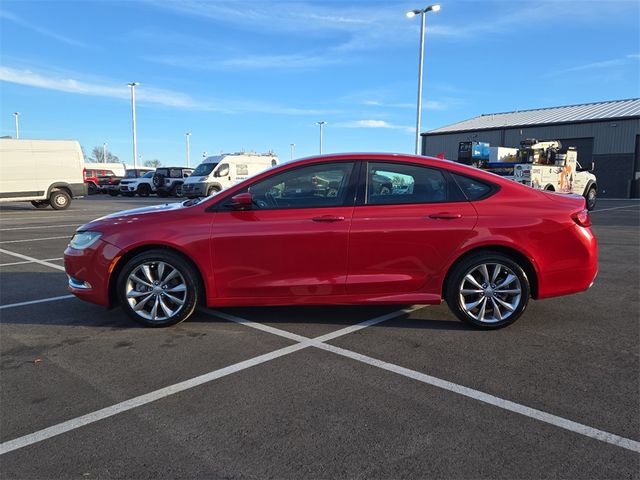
365;162;450;205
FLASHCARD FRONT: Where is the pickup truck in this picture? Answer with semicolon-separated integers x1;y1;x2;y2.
100;168;155;196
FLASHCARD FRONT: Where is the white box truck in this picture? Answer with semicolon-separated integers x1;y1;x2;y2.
182;152;279;198
0;139;87;210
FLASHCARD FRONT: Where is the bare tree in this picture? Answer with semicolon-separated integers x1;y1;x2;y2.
144;159;162;168
87;146;120;163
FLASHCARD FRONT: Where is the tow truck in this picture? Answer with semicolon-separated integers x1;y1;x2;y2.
457;139;598;210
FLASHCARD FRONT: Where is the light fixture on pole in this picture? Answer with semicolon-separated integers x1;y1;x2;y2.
316;121;327;154
406;4;440;155
128;82;139;168
13;112;20;139
290;143;295;160
103;142;108;163
185;132;191;167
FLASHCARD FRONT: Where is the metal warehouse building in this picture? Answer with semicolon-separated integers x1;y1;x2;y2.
421;98;640;198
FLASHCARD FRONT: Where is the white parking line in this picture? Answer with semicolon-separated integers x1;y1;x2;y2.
0;308;414;455
211;310;640;454
592;205;640;213
0;236;70;244
0;257;63;267
0;295;75;310
0;224;78;231
0;248;66;271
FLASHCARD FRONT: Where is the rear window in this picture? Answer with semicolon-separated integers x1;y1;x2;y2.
451;173;494;200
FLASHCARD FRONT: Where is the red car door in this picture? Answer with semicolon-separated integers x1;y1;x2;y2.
212;161;357;299
346;161;478;295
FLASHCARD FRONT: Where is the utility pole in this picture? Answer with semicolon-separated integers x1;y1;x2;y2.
13;112;20;139
316;121;327;154
128;82;139;168
185;132;191;167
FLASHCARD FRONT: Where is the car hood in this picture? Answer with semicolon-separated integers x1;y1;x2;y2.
77;202;186;231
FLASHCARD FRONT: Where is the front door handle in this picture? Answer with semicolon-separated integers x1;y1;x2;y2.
312;215;345;222
428;213;462;220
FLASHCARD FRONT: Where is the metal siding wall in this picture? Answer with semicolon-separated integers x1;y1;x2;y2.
423;130;502;159
424;118;639;157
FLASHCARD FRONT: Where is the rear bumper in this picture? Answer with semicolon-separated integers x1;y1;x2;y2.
536;225;598;299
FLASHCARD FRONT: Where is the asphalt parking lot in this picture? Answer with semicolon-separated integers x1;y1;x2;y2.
1;195;639;479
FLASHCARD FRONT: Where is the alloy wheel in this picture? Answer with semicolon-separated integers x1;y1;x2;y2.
458;263;522;324
125;261;187;322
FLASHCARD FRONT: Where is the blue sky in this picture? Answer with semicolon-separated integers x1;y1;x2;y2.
1;0;639;166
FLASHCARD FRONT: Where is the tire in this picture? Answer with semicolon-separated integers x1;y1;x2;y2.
544;185;555;191
88;183;99;195
207;186;221;196
445;252;530;329
117;250;201;327
31;200;49;209
171;183;183;197
49;190;71;210
585;187;597;211
137;184;151;197
108;190;119;197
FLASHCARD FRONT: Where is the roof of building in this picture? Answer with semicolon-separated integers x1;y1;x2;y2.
426;98;640;134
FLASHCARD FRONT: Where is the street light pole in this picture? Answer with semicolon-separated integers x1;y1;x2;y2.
290;143;295;160
13;112;20;139
185;132;191;167
316;121;326;154
407;4;440;155
128;82;139;168
103;142;107;163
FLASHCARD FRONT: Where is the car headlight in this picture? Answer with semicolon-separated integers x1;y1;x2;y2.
69;231;102;250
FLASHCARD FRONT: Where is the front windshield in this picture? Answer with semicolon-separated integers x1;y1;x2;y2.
143;171;154;178
192;162;217;176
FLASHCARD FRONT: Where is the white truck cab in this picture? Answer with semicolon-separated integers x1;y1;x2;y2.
182;152;279;198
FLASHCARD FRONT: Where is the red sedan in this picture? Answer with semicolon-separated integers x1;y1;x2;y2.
64;153;597;329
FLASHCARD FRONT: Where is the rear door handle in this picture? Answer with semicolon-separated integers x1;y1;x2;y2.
428;213;462;220
312;215;345;222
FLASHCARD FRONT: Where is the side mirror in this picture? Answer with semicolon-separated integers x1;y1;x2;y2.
228;192;253;209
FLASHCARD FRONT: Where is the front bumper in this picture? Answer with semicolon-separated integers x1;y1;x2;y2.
182;182;208;197
64;240;122;307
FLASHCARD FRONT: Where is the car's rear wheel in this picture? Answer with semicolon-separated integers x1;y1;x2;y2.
31;200;49;209
137;184;151;197
117;250;200;327
50;190;71;210
445;252;530;329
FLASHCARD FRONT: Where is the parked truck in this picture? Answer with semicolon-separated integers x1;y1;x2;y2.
182;152;279;198
0;139;87;210
457;139;598;210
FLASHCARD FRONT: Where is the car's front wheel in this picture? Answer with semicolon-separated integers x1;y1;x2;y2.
137;184;151;197
445;252;530;329
117;250;201;327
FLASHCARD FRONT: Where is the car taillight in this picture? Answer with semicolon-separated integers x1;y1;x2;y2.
572;209;591;228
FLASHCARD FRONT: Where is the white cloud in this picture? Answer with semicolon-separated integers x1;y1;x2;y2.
145;52;342;71
0;10;87;48
547;54;640;76
0;65;335;116
337;120;413;133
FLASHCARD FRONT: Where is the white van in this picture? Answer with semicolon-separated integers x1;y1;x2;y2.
182;152;279;198
0;139;87;210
